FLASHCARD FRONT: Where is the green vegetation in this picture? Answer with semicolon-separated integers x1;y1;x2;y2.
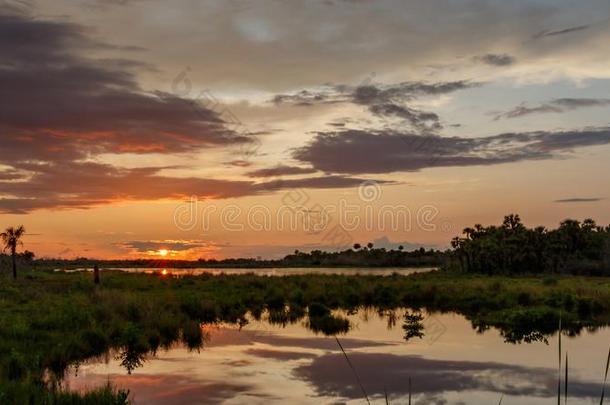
2;268;610;402
450;215;610;275
0;382;129;405
281;244;444;267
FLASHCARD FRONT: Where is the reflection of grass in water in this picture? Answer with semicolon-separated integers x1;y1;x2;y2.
371;315;610;405
307;302;350;335
0;381;129;405
2;269;610;402
556;317;609;405
402;311;425;341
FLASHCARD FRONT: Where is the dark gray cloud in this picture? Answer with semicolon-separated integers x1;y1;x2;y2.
0;159;380;213
294;352;603;400
0;10;254;213
244;348;317;361
246;165;317;178
256;175;393;192
200;326;394;350
273;81;478;106
292;128;610;175
477;53;516;66
533;24;592;39
369;103;443;132
494;105;563;120
353;81;478;103
104;373;256;405
554;198;604;203
495;98;610;120
0;12;250;162
0;11;389;214
0;161;253;213
273;80;479;132
119;240;208;253
272;88;346;106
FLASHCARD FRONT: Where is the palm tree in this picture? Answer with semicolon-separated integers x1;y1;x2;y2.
1;226;26;280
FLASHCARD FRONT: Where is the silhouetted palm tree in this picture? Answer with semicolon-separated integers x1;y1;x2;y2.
1;226;25;280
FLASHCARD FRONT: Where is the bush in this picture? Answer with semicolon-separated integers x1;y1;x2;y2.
308;302;330;318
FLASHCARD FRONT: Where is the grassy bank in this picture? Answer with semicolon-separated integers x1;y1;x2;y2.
1;269;610;403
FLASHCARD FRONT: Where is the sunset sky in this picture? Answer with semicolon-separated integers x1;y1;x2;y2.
1;0;610;259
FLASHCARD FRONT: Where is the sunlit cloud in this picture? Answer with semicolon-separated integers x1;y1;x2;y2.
117;240;213;259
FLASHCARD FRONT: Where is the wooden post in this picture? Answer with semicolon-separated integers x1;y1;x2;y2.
94;264;100;285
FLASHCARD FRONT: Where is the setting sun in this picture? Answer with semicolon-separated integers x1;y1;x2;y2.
158;249;169;257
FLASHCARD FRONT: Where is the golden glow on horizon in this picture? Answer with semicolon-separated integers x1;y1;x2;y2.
158;249;169;257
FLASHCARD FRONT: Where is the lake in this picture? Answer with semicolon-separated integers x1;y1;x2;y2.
61;309;609;405
60;267;437;276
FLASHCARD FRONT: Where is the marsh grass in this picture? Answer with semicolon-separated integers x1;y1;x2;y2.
558;317;562;405
565;352;569;404
602;347;610;404
2;268;610;402
335;336;370;405
0;381;128;405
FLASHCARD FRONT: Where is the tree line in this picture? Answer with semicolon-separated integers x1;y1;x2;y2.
450;214;610;275
279;243;445;267
4;216;610;276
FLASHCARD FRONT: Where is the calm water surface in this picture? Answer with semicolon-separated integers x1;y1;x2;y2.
61;267;437;276
64;309;610;405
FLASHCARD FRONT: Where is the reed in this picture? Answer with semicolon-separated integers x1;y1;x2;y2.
558;317;562;405
601;346;610;404
565;352;568;404
335;336;370;405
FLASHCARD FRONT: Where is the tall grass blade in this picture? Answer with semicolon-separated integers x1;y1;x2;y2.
601;346;610;405
565;352;568;404
558;316;562;405
384;386;389;405
335;336;370;405
408;377;412;405
498;394;504;404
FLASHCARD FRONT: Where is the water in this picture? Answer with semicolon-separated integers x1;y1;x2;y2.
59;267;437;276
63;309;610;404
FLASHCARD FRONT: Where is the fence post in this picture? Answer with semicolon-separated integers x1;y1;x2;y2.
94;264;100;285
